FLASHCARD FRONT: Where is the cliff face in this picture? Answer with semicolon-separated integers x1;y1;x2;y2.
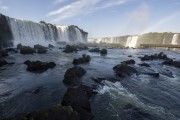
0;14;88;48
95;32;180;48
0;14;13;48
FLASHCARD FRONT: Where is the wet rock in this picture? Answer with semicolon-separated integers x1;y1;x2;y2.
5;48;18;53
48;44;55;48
100;49;107;55
128;55;132;57
145;72;159;77
89;48;100;52
20;46;36;54
121;59;135;65
4;105;79;120
62;85;94;120
24;60;56;72
0;49;8;57
37;48;47;54
34;44;47;50
139;63;150;67
91;77;106;83
0;57;8;67
76;44;88;50
17;43;23;49
73;54;91;65
113;63;137;77
63;45;77;53
63;66;86;85
163;59;180;68
141;52;169;61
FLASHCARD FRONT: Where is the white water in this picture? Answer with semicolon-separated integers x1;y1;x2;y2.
171;34;179;45
8;18;87;47
125;36;139;48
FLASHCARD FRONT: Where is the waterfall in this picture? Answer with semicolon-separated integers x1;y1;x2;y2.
0;14;88;47
163;36;166;44
171;34;179;45
125;36;139;48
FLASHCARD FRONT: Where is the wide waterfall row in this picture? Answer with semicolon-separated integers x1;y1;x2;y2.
0;14;88;47
94;33;180;48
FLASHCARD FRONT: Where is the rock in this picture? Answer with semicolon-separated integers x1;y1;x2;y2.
37;48;47;54
121;59;135;65
62;85;94;120
20;46;36;54
5;48;18;53
63;66;86;85
89;48;100;52
73;54;91;65
145;72;159;77
0;57;8;67
63;45;77;53
76;44;88;50
17;43;23;49
100;49;107;55
139;63;150;67
113;63;137;77
24;60;56;72
48;44;55;48
91;77;106;83
0;49;8;57
4;105;79;120
141;52;169;61
34;44;47;50
163;59;180;68
128;55;132;57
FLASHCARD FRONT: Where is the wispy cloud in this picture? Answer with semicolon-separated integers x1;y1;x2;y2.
53;0;65;5
47;0;128;22
0;0;9;11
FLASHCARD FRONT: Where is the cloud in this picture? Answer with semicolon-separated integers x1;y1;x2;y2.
53;0;65;5
47;0;128;22
0;0;9;11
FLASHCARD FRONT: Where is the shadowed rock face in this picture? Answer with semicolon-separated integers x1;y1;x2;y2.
113;63;137;77
0;14;13;48
4;105;79;120
24;60;56;72
163;59;180;68
62;85;94;120
73;54;91;65
63;66;86;85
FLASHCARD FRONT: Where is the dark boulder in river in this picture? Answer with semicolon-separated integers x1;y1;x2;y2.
0;57;8;67
0;49;8;57
100;49;107;55
63;45;77;53
73;54;91;65
20;46;36;54
139;62;150;67
4;105;79;120
62;85;94;120
48;44;55;48
24;60;56;72
113;63;137;77
121;59;135;65
163;59;180;68
140;52;169;61
63;66;86;85
34;44;48;54
89;48;100;52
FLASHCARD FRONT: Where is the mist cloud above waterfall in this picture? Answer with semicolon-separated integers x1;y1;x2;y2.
47;0;128;22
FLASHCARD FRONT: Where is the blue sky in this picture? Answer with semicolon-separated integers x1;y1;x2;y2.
0;0;180;38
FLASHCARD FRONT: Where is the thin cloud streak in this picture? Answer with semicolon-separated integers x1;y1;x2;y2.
47;0;128;22
0;0;9;11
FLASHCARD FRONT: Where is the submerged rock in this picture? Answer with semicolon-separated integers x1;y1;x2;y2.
89;48;100;52
113;63;137;77
163;59;180;68
63;66;86;85
140;52;169;61
48;44;55;48
4;105;79;120
62;85;94;120
20;46;36;54
0;57;8;67
63;45;77;53
73;54;91;65
24;60;56;72
139;63;150;67
121;59;135;65
100;49;107;55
